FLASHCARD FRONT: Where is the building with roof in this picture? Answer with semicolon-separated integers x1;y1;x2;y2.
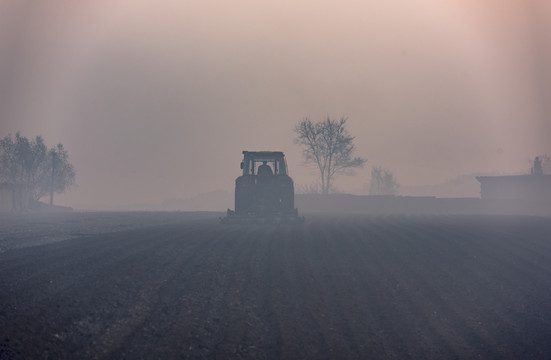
476;158;551;202
476;174;551;201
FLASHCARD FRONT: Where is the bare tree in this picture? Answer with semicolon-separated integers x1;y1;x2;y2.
294;116;366;194
369;166;399;195
41;143;76;205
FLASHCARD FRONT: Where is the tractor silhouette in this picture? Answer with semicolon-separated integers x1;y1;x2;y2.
222;151;304;224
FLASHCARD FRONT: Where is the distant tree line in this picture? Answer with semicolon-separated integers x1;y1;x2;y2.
369;166;399;195
538;155;551;174
0;133;75;205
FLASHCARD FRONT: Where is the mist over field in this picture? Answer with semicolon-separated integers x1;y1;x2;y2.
1;0;550;210
2;3;551;356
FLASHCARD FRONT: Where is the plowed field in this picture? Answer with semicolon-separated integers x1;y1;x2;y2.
1;212;551;359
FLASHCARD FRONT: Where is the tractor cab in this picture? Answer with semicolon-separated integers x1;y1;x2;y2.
240;151;288;177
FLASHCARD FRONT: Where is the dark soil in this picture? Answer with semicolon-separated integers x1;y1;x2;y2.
1;212;551;359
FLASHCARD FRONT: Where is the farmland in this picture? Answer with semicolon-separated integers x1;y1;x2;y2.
1;212;551;359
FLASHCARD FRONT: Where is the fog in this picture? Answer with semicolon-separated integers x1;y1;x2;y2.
1;0;550;209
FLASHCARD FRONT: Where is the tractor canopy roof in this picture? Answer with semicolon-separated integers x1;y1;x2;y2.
242;151;285;160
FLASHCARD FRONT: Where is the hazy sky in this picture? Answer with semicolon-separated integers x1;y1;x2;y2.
1;0;550;209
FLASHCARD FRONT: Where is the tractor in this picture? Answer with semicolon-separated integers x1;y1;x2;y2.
221;151;304;224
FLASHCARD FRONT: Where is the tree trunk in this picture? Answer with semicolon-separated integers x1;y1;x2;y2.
50;152;56;205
